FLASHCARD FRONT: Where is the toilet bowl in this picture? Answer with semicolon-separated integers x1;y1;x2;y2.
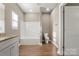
44;33;49;44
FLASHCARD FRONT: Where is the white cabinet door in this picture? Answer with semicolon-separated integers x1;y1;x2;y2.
10;43;19;56
0;37;19;56
0;47;10;56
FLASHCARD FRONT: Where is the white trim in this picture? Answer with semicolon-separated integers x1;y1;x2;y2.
56;3;67;56
52;41;63;55
52;41;58;48
57;50;63;56
18;43;21;47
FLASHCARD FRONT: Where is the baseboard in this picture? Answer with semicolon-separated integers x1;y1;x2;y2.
52;41;58;48
52;41;63;55
57;50;63;56
18;43;21;47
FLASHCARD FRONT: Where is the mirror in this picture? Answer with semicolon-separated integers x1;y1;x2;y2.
0;4;5;33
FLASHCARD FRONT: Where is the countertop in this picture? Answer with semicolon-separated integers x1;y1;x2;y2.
0;34;19;42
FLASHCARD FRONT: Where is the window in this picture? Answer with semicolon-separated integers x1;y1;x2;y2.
12;11;18;30
0;3;5;33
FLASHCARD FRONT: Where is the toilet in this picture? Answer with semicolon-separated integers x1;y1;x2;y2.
44;33;49;44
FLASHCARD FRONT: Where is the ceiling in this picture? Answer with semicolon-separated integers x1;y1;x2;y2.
18;3;58;13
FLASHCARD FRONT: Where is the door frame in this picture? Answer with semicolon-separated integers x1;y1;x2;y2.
58;3;67;56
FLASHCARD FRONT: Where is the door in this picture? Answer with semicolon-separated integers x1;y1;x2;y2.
64;6;79;55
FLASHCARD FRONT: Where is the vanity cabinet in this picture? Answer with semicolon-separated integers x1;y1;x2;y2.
10;42;19;56
0;46;10;56
0;36;19;56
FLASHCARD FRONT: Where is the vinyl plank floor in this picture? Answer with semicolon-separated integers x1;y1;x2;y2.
19;43;57;56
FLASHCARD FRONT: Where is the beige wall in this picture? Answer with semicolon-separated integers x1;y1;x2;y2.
24;13;41;22
4;3;24;36
51;5;59;46
51;6;59;34
49;14;53;40
51;4;66;55
41;13;52;40
42;14;50;33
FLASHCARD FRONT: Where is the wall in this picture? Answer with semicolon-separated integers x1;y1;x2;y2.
4;3;24;36
41;13;52;39
51;3;66;55
24;13;40;21
51;5;59;47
